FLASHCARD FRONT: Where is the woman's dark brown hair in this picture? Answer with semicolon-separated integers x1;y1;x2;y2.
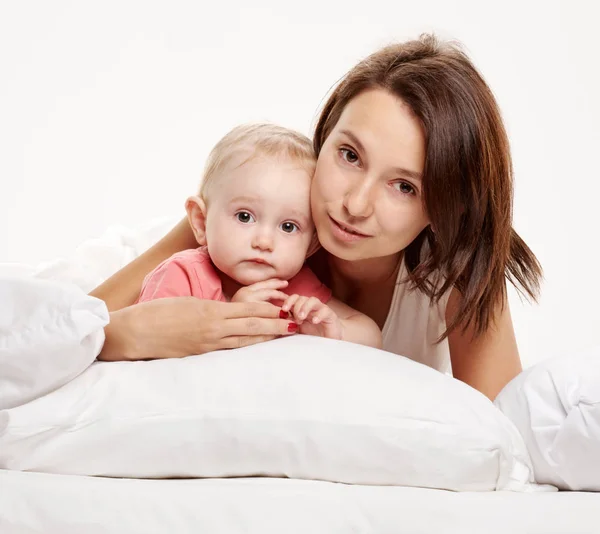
314;34;542;340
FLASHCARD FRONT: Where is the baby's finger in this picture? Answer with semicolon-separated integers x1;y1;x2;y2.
311;304;335;324
281;294;300;312
258;289;290;303
247;278;289;291
297;297;322;321
292;296;311;321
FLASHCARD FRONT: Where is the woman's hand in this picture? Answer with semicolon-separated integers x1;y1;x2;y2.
97;297;296;361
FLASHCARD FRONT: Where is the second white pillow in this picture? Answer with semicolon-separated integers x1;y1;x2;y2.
495;346;600;491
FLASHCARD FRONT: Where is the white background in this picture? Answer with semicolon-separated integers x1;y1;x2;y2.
1;0;598;366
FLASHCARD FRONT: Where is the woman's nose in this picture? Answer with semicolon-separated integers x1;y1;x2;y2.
251;228;274;251
343;177;375;219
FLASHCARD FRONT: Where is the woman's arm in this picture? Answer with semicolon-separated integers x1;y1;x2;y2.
446;287;522;401
98;297;295;361
89;217;198;311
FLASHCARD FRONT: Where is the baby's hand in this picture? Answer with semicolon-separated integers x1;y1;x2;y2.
281;295;343;340
231;279;290;304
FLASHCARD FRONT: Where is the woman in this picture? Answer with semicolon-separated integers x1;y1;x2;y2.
92;34;541;401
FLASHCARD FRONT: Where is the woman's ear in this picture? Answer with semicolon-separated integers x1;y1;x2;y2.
185;196;208;246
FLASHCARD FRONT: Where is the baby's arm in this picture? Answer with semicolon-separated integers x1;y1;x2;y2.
137;260;194;303
327;298;382;349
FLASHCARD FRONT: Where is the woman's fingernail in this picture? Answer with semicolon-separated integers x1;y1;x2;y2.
287;322;298;333
279;309;289;319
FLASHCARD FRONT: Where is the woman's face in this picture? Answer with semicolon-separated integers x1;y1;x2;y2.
311;88;430;262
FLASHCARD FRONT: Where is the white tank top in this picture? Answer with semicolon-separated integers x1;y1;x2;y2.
381;259;452;373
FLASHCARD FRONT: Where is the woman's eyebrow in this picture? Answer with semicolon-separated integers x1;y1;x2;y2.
339;129;422;183
340;129;366;155
394;167;422;183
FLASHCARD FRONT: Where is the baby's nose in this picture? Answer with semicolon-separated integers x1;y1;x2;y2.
251;230;274;251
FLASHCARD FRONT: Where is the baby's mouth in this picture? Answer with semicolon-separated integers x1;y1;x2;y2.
246;258;273;267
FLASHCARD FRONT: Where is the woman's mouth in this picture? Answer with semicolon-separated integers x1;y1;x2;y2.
328;215;371;243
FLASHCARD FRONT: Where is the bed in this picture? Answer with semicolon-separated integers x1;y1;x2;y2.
1;470;598;534
1;219;599;533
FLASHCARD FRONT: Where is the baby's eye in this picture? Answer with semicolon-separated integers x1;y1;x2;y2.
392;181;416;195
236;211;255;223
340;147;359;165
280;221;298;234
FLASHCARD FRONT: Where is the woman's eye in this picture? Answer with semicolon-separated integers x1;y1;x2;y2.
280;221;298;233
393;181;416;195
340;147;359;165
236;211;255;223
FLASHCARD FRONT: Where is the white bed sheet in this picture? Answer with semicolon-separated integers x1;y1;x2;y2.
0;470;597;534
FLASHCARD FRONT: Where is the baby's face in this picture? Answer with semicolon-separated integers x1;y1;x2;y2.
204;155;314;285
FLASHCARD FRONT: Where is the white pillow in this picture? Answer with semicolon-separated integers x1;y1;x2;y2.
0;335;546;492
495;346;600;491
0;277;108;410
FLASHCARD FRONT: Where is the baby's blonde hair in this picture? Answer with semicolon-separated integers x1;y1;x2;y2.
199;123;316;200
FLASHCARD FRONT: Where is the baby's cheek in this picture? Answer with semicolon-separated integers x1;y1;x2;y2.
279;243;309;280
207;231;239;273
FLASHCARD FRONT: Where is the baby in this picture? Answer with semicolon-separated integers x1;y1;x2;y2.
137;123;382;348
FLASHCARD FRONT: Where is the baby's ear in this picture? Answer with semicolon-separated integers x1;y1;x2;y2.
185;196;208;246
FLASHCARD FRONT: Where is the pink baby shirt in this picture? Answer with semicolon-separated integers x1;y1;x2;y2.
137;248;332;304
